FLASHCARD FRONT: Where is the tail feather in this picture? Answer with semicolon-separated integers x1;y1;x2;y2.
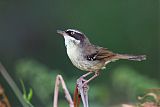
116;54;146;61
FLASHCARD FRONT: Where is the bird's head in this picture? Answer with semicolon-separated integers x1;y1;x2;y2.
57;29;90;47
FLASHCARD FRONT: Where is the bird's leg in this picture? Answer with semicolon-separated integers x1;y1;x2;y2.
81;71;99;87
77;71;99;88
78;72;93;82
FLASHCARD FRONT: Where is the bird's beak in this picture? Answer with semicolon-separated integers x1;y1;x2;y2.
57;30;65;36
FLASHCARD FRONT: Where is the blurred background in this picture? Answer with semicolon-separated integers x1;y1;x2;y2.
0;0;159;107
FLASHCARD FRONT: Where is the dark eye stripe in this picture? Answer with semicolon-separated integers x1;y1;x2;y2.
65;31;84;41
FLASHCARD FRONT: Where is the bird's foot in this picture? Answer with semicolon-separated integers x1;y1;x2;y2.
77;77;89;91
77;71;99;90
82;71;99;87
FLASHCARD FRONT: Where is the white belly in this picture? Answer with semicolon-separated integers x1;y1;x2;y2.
66;47;85;70
66;46;101;71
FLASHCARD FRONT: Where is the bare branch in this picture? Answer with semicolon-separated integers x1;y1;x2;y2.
53;75;74;107
77;78;89;107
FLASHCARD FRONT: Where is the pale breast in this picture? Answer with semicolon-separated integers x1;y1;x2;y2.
66;46;86;70
66;46;103;71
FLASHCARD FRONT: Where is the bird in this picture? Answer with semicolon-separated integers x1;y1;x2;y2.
57;29;146;85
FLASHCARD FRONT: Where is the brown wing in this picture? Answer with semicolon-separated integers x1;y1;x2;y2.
95;47;116;61
84;45;116;61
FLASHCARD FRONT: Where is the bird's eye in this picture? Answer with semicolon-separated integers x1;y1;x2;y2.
71;32;75;35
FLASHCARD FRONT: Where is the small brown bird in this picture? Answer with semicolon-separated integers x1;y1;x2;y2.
57;29;146;85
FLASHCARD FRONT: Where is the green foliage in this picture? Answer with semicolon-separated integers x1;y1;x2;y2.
112;66;159;99
15;59;61;107
137;89;160;106
20;80;34;107
89;85;110;104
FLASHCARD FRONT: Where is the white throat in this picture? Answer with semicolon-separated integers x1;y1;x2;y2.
63;35;81;66
63;35;80;48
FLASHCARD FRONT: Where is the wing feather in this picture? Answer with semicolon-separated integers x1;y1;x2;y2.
84;45;116;61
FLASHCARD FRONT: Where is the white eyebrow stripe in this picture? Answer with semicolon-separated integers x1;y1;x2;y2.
66;29;83;34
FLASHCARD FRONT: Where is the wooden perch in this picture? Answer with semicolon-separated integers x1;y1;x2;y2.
76;78;89;107
53;75;74;107
53;75;90;107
